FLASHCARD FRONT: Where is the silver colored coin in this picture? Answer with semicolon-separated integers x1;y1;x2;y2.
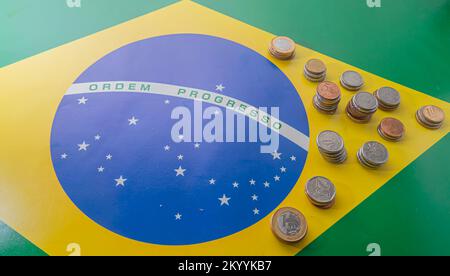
361;141;389;166
354;92;378;112
341;71;364;88
376;87;400;107
317;130;344;153
305;176;336;205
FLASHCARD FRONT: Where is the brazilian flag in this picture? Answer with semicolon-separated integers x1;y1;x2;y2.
0;0;449;256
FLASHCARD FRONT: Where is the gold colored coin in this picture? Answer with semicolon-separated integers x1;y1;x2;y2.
421;105;445;124
271;207;307;243
305;59;326;75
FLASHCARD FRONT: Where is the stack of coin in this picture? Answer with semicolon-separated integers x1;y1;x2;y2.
313;81;341;114
378;118;405;142
340;70;364;91
305;176;336;209
416;105;445;129
316;130;347;163
357;141;389;169
304;59;327;82
374;87;401;111
346;92;378;123
271;207;307;243
269;36;296;60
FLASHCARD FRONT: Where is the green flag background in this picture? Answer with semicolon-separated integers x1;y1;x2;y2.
0;0;448;256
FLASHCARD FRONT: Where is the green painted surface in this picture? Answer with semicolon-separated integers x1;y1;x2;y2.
299;134;450;256
0;0;177;68
0;0;449;255
0;221;47;256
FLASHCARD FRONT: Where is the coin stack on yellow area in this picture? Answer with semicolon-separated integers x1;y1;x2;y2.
304;59;327;82
313;81;341;114
357;141;389;169
269;36;296;60
340;70;364;91
374;87;401;111
305;176;336;209
316;130;347;163
271;207;308;243
416;105;445;129
346;92;378;123
378;118;405;142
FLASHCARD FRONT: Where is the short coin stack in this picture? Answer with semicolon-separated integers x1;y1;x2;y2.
304;59;327;82
269;36;296;60
316;130;347;163
313;81;341;114
346;92;378;123
378;118;405;142
357;141;389;169
340;70;364;91
416;105;445;129
374;87;401;111
305;176;336;209
271;207;308;243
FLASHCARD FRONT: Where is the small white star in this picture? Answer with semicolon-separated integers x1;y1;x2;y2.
77;97;88;105
164;145;170;151
175;213;182;220
251;194;258;201
177;154;184;160
164;100;170;104
98;166;105;173
194;143;200;149
232;182;239;188
264;181;270;188
94;135;101;141
218;194;231;206
61;153;68;159
159;204;163;208
253;208;260;215
128;116;139;126
175;166;186;176
209;178;216;185
106;154;112;160
271;151;282;160
115;176;127;187
249;179;256;185
77;141;89;151
274;175;281;182
280;167;287;173
215;84;225;92
290;155;297;161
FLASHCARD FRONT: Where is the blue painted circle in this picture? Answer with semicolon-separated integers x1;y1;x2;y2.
50;34;309;245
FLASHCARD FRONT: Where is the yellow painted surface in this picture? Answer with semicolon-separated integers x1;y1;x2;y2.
0;1;448;255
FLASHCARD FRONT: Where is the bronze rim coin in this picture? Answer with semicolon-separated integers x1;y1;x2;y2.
305;59;326;75
422;105;445;124
317;81;341;102
271;207;307;243
378;118;405;141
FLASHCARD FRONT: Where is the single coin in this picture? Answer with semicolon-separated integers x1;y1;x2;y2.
271;207;308;243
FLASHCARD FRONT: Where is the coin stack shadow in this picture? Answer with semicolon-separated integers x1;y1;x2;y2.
317;130;347;164
346;92;378;123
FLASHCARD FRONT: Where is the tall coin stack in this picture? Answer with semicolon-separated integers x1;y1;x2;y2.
316;130;347;163
346;92;378;123
269;36;296;60
340;70;364;91
374;87;401;111
357;141;389;169
416;105;445;129
304;59;327;82
305;176;336;209
313;81;341;114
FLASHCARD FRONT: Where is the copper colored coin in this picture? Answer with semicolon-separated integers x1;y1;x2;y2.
379;118;405;139
306;59;326;75
421;105;445;124
317;81;341;101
